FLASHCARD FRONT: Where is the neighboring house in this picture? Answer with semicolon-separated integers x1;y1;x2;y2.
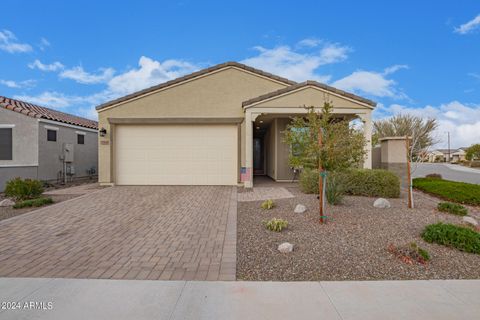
96;62;376;188
427;148;467;163
0;96;98;191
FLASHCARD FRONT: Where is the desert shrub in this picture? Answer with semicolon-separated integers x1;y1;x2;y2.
388;242;430;264
299;168;319;194
413;178;480;206
263;218;288;232
13;197;53;209
4;178;44;201
261;199;275;210
437;202;468;216
422;223;480;254
326;172;346;205
426;173;442;179
342;169;400;198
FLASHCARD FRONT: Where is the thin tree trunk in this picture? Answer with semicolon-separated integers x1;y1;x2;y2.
319;127;325;223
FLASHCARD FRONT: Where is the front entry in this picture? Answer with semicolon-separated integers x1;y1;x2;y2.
253;137;264;175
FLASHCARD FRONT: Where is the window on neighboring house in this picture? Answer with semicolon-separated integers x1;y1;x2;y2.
0;128;13;160
77;134;85;144
47;129;57;142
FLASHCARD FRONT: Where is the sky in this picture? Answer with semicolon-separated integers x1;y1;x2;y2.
1;0;479;148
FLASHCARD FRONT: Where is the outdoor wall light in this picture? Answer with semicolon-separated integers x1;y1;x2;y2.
256;126;260;130
99;127;107;137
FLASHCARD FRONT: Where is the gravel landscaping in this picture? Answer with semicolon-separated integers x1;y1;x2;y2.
237;185;480;281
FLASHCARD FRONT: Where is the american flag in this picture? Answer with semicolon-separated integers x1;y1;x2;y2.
240;167;251;182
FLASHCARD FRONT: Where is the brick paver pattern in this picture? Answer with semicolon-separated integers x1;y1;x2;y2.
237;187;294;202
0;186;236;281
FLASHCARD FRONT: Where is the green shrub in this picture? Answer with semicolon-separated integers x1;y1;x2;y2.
299;168;319;194
300;168;400;198
422;222;480;254
426;173;442;179
437;202;468;216
263;218;288;232
413;178;480;206
4;178;44;201
388;242;430;264
13;197;53;209
261;199;275;210
326;172;346;205
342;169;400;198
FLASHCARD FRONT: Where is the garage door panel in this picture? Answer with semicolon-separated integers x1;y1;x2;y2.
115;124;237;185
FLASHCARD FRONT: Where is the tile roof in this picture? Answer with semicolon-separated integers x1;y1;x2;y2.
0;96;98;130
95;61;297;111
242;80;377;108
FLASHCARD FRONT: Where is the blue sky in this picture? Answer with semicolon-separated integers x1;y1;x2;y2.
1;0;479;147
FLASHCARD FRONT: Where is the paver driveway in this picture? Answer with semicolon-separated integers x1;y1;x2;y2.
0;186;236;281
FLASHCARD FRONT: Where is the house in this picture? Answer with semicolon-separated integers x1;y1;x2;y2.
96;62;376;188
0;96;98;191
426;148;467;163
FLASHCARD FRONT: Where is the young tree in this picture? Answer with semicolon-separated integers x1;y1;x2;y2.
374;114;438;208
466;144;480;161
284;102;367;222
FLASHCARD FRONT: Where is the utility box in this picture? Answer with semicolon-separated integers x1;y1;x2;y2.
63;143;74;162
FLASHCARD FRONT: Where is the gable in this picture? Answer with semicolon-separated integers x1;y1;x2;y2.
244;85;374;110
98;67;289;119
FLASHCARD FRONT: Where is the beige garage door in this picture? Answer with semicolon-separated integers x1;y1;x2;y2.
115;124;238;185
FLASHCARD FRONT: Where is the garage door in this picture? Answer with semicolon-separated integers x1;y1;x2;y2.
115;124;238;185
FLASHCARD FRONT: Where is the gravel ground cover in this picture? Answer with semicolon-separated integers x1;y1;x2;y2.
0;194;78;222
237;186;480;281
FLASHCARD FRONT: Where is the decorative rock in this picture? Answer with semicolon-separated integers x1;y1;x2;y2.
373;198;391;209
294;204;306;214
463;216;478;227
0;199;15;207
278;242;294;253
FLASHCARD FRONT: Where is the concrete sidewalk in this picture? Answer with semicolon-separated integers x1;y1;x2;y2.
0;278;478;320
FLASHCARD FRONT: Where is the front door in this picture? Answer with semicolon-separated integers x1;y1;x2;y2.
253;138;264;175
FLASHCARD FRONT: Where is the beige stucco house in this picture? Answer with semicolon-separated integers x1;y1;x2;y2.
96;62;376;188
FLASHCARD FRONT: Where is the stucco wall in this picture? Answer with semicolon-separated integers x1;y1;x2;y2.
38;122;98;181
0;107;38;167
97;67;287;184
0;167;38;192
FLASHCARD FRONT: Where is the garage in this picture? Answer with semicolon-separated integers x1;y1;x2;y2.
115;124;238;185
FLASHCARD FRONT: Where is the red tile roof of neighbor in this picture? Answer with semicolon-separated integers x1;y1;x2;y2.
0;96;98;130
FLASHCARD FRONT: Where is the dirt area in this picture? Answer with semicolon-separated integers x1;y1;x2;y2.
237;186;480;281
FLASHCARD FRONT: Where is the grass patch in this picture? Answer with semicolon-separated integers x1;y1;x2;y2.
422;222;480;254
437;202;468;216
413;178;480;206
13;197;53;209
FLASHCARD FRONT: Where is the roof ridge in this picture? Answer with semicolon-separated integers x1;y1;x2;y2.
242;81;377;108
95;61;296;111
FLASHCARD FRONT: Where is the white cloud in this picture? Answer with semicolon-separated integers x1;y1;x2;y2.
332;65;408;98
0;79;36;89
39;37;50;50
0;30;33;53
107;56;199;95
60;66;115;84
296;38;321;48
28;59;64;72
375;101;480;148
241;40;350;82
454;14;480;34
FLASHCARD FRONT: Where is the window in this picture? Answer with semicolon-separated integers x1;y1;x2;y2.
0;128;13;160
77;134;85;144
47;129;57;142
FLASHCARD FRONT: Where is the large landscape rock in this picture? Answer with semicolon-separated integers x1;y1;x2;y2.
278;242;294;253
0;199;15;207
294;204;306;214
373;198;391;209
463;216;478;227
